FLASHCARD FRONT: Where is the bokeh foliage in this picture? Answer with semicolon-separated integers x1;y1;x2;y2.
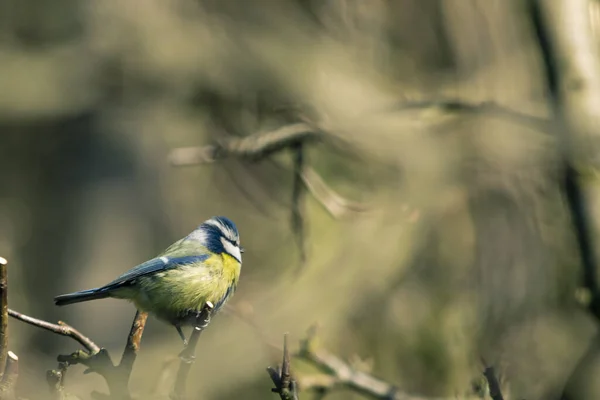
0;1;598;399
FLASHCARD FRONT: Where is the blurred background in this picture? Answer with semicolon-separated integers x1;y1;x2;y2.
1;0;600;399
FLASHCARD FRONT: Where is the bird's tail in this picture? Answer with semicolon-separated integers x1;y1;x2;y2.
54;288;111;306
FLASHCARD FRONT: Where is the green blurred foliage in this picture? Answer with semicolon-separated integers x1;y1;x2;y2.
0;0;597;399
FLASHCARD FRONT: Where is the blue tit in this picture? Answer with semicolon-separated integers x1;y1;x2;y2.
54;216;243;343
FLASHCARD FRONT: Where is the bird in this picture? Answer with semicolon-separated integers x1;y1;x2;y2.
54;216;243;344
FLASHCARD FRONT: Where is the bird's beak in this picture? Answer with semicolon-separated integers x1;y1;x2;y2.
240;247;245;253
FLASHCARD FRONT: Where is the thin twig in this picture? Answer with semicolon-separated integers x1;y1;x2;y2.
301;167;368;218
267;333;300;400
171;302;214;400
291;143;306;265
7;309;100;354
0;257;8;377
391;99;551;132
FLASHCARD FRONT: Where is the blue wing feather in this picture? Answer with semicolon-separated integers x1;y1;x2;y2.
102;254;211;290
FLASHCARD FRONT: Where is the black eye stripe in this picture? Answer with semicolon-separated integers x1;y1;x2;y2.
222;236;239;246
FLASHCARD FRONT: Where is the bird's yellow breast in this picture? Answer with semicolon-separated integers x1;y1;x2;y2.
127;253;241;322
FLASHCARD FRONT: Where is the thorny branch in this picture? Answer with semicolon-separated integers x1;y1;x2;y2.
7;301;146;399
57;311;148;400
267;333;299;400
46;361;70;400
171;302;214;400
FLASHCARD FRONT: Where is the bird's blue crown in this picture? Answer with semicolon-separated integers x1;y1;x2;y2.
187;216;241;260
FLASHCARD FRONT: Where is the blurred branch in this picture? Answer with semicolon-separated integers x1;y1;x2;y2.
0;351;18;400
169;121;367;265
267;333;300;400
47;362;74;400
300;166;368;218
7;309;100;354
481;360;504;400
169;121;362;213
291;143;306;265
168;123;320;166
392;99;551;132
171;302;214;400
529;1;600;399
0;257;8;378
530;0;600;320
295;327;479;400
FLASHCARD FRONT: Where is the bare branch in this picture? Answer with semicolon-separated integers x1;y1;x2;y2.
0;351;18;399
8;309;100;354
482;364;504;400
392;99;551;132
267;333;300;400
291;143;306;265
169;123;320;166
530;2;600;400
301;167;368;218
118;311;148;384
56;310;149;399
0;257;8;377
296;327;480;400
171;302;214;400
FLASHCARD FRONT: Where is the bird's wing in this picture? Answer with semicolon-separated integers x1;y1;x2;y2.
102;253;210;290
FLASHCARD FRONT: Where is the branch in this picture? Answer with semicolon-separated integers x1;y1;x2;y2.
171;302;214;400
7;309;100;354
530;2;600;399
392;99;551;133
300;166;368;218
530;0;600;319
118;311;148;384
47;362;73;400
0;257;8;377
295;327;480;400
481;359;504;400
10;307;146;399
57;311;149;400
0;351;18;400
267;333;300;400
291;143;306;265
168;123;320;166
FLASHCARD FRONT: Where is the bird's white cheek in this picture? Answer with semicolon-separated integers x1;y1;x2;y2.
222;239;242;262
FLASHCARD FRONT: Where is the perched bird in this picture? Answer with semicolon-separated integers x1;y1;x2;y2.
54;216;243;343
